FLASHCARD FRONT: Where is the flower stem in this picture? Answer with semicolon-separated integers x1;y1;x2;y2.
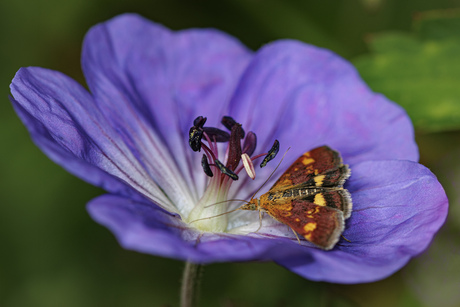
180;261;203;307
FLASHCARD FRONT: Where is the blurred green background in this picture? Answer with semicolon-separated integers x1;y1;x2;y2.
1;0;460;306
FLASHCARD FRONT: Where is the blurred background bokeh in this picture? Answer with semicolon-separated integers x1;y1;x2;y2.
1;0;460;306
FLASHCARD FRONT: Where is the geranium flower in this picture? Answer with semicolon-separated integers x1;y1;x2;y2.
10;14;448;283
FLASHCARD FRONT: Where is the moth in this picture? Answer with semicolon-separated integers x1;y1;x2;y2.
242;146;352;250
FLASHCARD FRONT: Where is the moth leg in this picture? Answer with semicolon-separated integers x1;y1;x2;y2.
341;235;351;243
255;211;264;233
291;228;301;244
194;233;204;247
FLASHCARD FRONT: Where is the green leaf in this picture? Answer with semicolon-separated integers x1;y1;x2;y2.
231;0;351;57
414;9;460;41
353;10;460;133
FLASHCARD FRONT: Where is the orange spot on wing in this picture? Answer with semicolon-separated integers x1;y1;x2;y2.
302;157;315;165
314;193;326;206
306;206;320;218
303;222;317;232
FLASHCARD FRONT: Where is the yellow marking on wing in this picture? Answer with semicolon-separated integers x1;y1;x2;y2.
302;157;315;165
306;207;320;218
303;222;317;232
304;152;311;157
295;218;300;222
314;193;326;206
303;222;317;241
314;174;325;186
314;169;319;175
279;203;293;217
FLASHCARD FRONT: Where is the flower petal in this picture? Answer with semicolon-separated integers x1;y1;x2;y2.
81;14;252;212
87;194;302;263
228;40;418;167
275;160;448;283
10;67;177;212
88;159;447;284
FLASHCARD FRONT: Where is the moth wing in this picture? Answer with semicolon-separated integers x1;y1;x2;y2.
301;189;353;219
265;199;345;250
269;146;348;192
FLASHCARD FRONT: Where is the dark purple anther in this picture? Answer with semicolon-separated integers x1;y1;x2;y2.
193;116;207;128
260;139;279;167
201;154;213;177
215;159;238;180
242;131;257;157
221;116;245;138
202;127;230;142
189;127;203;152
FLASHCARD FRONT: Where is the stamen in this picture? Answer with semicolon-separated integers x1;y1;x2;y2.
201;130;217;154
260;139;280;167
215;159;239;180
193;116;207;128
242;131;257;156
199;142;216;162
186;115;284;233
189;127;203;152
221;116;245;138
201;154;213;177
202;127;230;142
241;153;256;179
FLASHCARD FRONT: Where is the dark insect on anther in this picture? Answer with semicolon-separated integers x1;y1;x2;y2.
260;139;280;168
215;159;239;180
201;154;213;177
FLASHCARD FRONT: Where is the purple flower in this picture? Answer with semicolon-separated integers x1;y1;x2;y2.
10;14;448;283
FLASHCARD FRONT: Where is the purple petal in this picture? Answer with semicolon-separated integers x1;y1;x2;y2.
87;194;302;263
88;160;447;283
276;160;448;283
228;40;418;166
10;67;177;212
81;14;252;203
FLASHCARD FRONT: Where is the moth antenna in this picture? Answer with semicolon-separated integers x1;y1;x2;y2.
189;208;242;224
249;147;291;200
204;198;249;209
341;235;351;243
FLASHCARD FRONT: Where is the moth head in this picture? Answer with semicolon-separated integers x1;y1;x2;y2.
240;199;259;211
